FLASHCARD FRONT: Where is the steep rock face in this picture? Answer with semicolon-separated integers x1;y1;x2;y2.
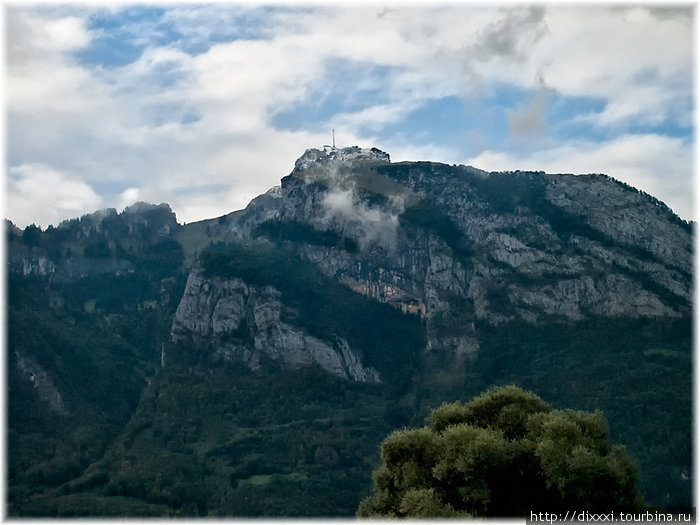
170;265;381;383
13;351;67;415
376;163;690;313
166;146;692;375
294;145;390;172
263;149;476;354
229;149;690;359
545;174;691;268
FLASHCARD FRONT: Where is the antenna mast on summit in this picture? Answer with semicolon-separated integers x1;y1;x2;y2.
332;129;336;150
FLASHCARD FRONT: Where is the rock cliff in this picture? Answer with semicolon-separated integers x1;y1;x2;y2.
166;146;691;380
171;265;381;382
8;202;178;280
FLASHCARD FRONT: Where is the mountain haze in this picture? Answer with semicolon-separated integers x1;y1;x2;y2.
7;146;692;516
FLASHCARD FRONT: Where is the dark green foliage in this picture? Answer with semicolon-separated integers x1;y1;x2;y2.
252;219;357;252
7;220;186;517
430;386;551;438
200;245;425;384
399;198;472;259
22;223;42;247
13;204;180;260
406;316;691;509
468;171;549;214
138;238;184;274
84;239;111;258
358;386;642;518
8;276;147;418
465;317;692;508
13;365;395;517
540;202;613;244
343;235;359;252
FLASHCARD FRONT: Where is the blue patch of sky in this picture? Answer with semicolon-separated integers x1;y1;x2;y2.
546;93;608;143
628;118;693;139
92;180;135;197
373;96;484;155
148;60;187;90
74;6;182;68
547;92;692;141
270;59;398;131
172;5;296;55
74;5;305;68
373;84;532;157
181;112;201;125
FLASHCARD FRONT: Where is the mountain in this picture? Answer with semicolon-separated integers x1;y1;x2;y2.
7;146;693;516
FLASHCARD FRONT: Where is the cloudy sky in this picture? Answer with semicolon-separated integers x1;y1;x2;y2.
5;2;695;228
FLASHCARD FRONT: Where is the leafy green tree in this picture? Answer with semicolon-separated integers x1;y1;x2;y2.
357;386;642;518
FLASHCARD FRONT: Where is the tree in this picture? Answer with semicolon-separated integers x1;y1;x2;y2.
22;224;42;247
357;385;642;518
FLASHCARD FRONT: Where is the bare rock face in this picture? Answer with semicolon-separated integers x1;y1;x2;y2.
253;153;689;357
294;146;390;172
170;266;381;383
14;351;67;415
169;146;692;381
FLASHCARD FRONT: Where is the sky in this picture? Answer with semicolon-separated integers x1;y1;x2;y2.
4;1;695;228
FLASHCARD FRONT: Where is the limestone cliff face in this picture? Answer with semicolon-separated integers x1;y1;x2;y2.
169;146;691;379
13;351;67;415
170;265;381;383
241;149;687;351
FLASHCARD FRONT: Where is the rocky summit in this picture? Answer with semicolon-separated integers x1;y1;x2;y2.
7;146;693;516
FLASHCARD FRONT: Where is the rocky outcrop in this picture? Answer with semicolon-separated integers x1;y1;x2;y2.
14;351;67;415
10;253;134;280
545;174;691;269
8;202;179;280
170;266;381;383
294;146;390;172
238;149;691;360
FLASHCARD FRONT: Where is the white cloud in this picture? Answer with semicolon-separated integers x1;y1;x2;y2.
530;6;692;129
321;185;403;252
42;15;91;50
118;187;140;211
7;164;103;229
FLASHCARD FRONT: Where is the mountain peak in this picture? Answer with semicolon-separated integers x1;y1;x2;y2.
293;145;390;172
